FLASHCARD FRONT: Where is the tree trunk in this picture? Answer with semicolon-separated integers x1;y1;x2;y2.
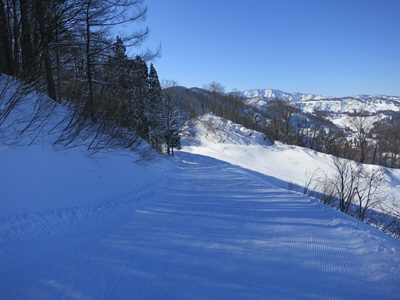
0;0;14;75
85;0;96;120
34;0;57;101
12;0;19;76
19;0;35;81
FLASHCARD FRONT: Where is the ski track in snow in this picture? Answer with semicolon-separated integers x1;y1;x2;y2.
1;152;400;299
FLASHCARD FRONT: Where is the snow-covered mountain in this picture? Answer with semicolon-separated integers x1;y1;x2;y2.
241;88;400;114
241;89;327;102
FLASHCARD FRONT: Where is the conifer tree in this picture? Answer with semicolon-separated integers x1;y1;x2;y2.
132;56;150;139
147;64;164;151
101;36;131;125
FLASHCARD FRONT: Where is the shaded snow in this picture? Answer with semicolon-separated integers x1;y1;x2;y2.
2;148;400;299
0;142;166;219
1;81;400;299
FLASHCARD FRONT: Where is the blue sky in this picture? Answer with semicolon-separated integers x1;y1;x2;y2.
136;0;400;97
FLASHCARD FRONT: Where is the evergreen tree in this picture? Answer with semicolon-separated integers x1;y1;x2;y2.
147;63;164;151
113;36;127;61
98;39;165;151
132;56;150;139
101;36;132;125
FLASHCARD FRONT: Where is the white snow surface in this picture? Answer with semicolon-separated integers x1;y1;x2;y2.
1;88;400;298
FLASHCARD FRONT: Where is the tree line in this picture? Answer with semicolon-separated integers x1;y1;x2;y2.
0;0;182;155
0;0;399;163
159;81;400;169
241;97;400;168
178;85;400;237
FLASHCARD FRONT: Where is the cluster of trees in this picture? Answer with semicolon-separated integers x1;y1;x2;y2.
371;112;400;168
121;72;400;170
191;94;346;158
305;112;400;168
168;83;399;169
178;86;400;237
241;98;400;168
0;0;181;155
302;157;399;238
170;82;254;131
0;0;155;99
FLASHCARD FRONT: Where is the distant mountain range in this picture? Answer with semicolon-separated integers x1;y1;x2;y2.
239;89;400;114
240;89;326;102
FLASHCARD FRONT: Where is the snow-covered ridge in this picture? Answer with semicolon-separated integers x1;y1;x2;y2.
240;88;400;114
241;89;327;102
182;113;271;146
241;88;400;102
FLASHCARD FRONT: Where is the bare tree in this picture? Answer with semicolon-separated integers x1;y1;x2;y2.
310;156;389;234
265;98;298;143
375;122;400;167
82;1;137;117
161;80;182;156
348;115;375;163
224;90;247;124
204;81;225;95
318;156;361;213
203;81;225;116
34;0;57;101
353;166;385;222
294;116;308;147
303;168;318;197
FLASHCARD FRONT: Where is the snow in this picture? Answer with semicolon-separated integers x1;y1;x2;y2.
0;142;166;219
1;81;400;298
183;115;400;199
241;89;324;102
241;89;400;126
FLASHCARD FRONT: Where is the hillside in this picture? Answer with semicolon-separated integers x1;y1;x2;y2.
0;75;399;297
183;114;400;207
1;82;400;299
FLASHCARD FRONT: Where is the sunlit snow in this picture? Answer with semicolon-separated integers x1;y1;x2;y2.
1;82;400;299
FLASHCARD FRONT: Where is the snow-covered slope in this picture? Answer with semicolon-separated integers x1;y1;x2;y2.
182;113;271;146
2;149;400;299
182;114;400;201
1;79;400;299
0;142;167;220
0;75;170;232
241;88;400;114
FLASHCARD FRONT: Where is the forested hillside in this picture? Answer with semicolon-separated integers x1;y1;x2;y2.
0;0;181;156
